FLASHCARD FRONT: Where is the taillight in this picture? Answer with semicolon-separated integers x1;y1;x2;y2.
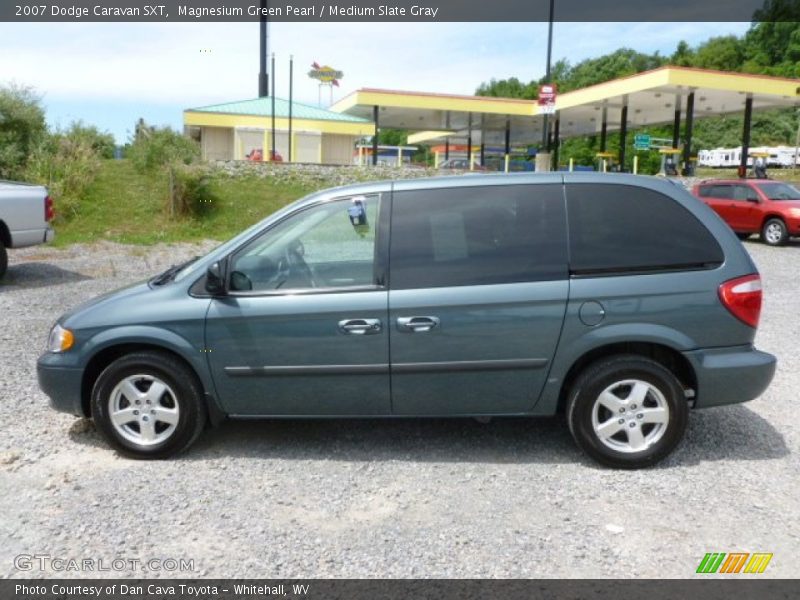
719;274;762;328
45;195;54;221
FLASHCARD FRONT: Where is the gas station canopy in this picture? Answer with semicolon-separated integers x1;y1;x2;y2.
330;67;800;161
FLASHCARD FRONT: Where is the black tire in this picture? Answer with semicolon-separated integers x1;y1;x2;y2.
91;351;207;459
0;239;7;280
566;355;688;469
735;232;751;241
761;218;788;246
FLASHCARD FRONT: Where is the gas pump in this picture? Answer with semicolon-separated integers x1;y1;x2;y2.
751;152;769;179
658;148;681;177
595;152;615;173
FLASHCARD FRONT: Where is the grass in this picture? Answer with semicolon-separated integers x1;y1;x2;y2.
51;160;318;246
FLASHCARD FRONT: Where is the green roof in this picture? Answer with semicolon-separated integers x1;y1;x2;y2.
187;97;369;123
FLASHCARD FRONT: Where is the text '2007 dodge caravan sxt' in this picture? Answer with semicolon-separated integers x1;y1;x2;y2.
38;173;776;468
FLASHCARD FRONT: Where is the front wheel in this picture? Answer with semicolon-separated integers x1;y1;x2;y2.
761;218;788;246
91;351;207;459
567;355;688;469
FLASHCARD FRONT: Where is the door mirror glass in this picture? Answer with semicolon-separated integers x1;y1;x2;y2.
205;262;226;295
347;196;370;237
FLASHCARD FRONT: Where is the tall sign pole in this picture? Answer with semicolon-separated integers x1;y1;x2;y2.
258;0;269;97
541;0;555;151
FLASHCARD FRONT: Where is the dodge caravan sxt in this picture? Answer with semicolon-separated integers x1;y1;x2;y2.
38;173;776;468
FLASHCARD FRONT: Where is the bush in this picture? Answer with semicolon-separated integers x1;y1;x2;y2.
64;121;116;159
24;125;106;219
168;165;218;218
128;125;199;173
0;84;47;180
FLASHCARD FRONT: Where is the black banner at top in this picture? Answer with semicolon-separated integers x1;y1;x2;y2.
2;0;800;22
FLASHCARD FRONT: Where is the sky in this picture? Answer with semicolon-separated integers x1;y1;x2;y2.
0;21;751;143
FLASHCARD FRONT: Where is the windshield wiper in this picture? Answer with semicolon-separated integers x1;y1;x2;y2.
150;256;199;286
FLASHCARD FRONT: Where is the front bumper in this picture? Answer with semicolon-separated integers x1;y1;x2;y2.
37;353;84;416
683;345;776;408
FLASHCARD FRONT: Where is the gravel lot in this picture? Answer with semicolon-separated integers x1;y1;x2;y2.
0;238;798;579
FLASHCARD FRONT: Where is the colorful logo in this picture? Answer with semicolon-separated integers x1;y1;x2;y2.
308;62;343;87
696;552;773;574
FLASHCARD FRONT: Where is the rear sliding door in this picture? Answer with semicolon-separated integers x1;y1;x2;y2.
387;181;570;415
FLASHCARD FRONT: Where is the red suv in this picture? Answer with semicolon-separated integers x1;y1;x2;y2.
692;179;800;246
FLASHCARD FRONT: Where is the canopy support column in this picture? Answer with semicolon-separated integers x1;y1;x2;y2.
740;95;753;178
600;107;608;153
467;112;473;170
618;104;628;171
372;105;379;166
681;91;695;175
504;119;511;173
553;115;560;171
672;94;682;149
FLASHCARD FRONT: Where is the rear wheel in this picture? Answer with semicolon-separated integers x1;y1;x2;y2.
567;355;688;469
91;351;206;459
761;218;788;246
0;240;7;279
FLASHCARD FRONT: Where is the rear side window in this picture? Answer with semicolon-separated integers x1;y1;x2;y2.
566;184;724;275
710;185;733;199
390;184;567;290
697;185;712;198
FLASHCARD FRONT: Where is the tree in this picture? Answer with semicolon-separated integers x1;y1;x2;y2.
692;36;745;72
377;128;407;146
671;41;694;66
0;84;47;179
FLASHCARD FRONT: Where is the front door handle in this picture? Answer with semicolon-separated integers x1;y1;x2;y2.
338;318;382;335
397;316;440;333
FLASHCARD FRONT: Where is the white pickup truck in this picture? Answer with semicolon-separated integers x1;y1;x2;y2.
0;181;55;279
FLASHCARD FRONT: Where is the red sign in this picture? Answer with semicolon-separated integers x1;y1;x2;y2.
538;83;558;106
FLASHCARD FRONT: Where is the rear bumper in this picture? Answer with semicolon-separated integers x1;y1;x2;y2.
683;345;776;408
37;353;84;416
11;227;54;248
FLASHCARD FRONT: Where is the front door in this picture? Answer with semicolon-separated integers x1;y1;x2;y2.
205;192;390;416
730;184;761;231
387;181;570;415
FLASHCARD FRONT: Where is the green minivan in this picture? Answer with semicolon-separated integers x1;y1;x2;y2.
38;173;776;468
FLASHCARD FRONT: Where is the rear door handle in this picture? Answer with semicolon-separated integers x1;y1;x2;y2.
397;316;440;333
338;318;382;335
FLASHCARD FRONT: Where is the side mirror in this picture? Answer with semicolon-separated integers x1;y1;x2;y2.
747;196;760;204
205;261;226;296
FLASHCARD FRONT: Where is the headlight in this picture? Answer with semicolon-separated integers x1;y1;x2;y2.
47;324;74;353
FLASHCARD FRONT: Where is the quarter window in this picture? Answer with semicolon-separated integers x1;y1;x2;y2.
390;185;568;290
567;184;724;275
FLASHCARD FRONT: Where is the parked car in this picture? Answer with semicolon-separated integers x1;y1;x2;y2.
0;181;55;279
438;158;485;171
38;174;775;468
691;179;800;246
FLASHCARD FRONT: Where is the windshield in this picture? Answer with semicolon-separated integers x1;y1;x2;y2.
757;182;800;200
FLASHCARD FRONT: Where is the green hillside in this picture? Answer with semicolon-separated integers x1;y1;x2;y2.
52;160;316;246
